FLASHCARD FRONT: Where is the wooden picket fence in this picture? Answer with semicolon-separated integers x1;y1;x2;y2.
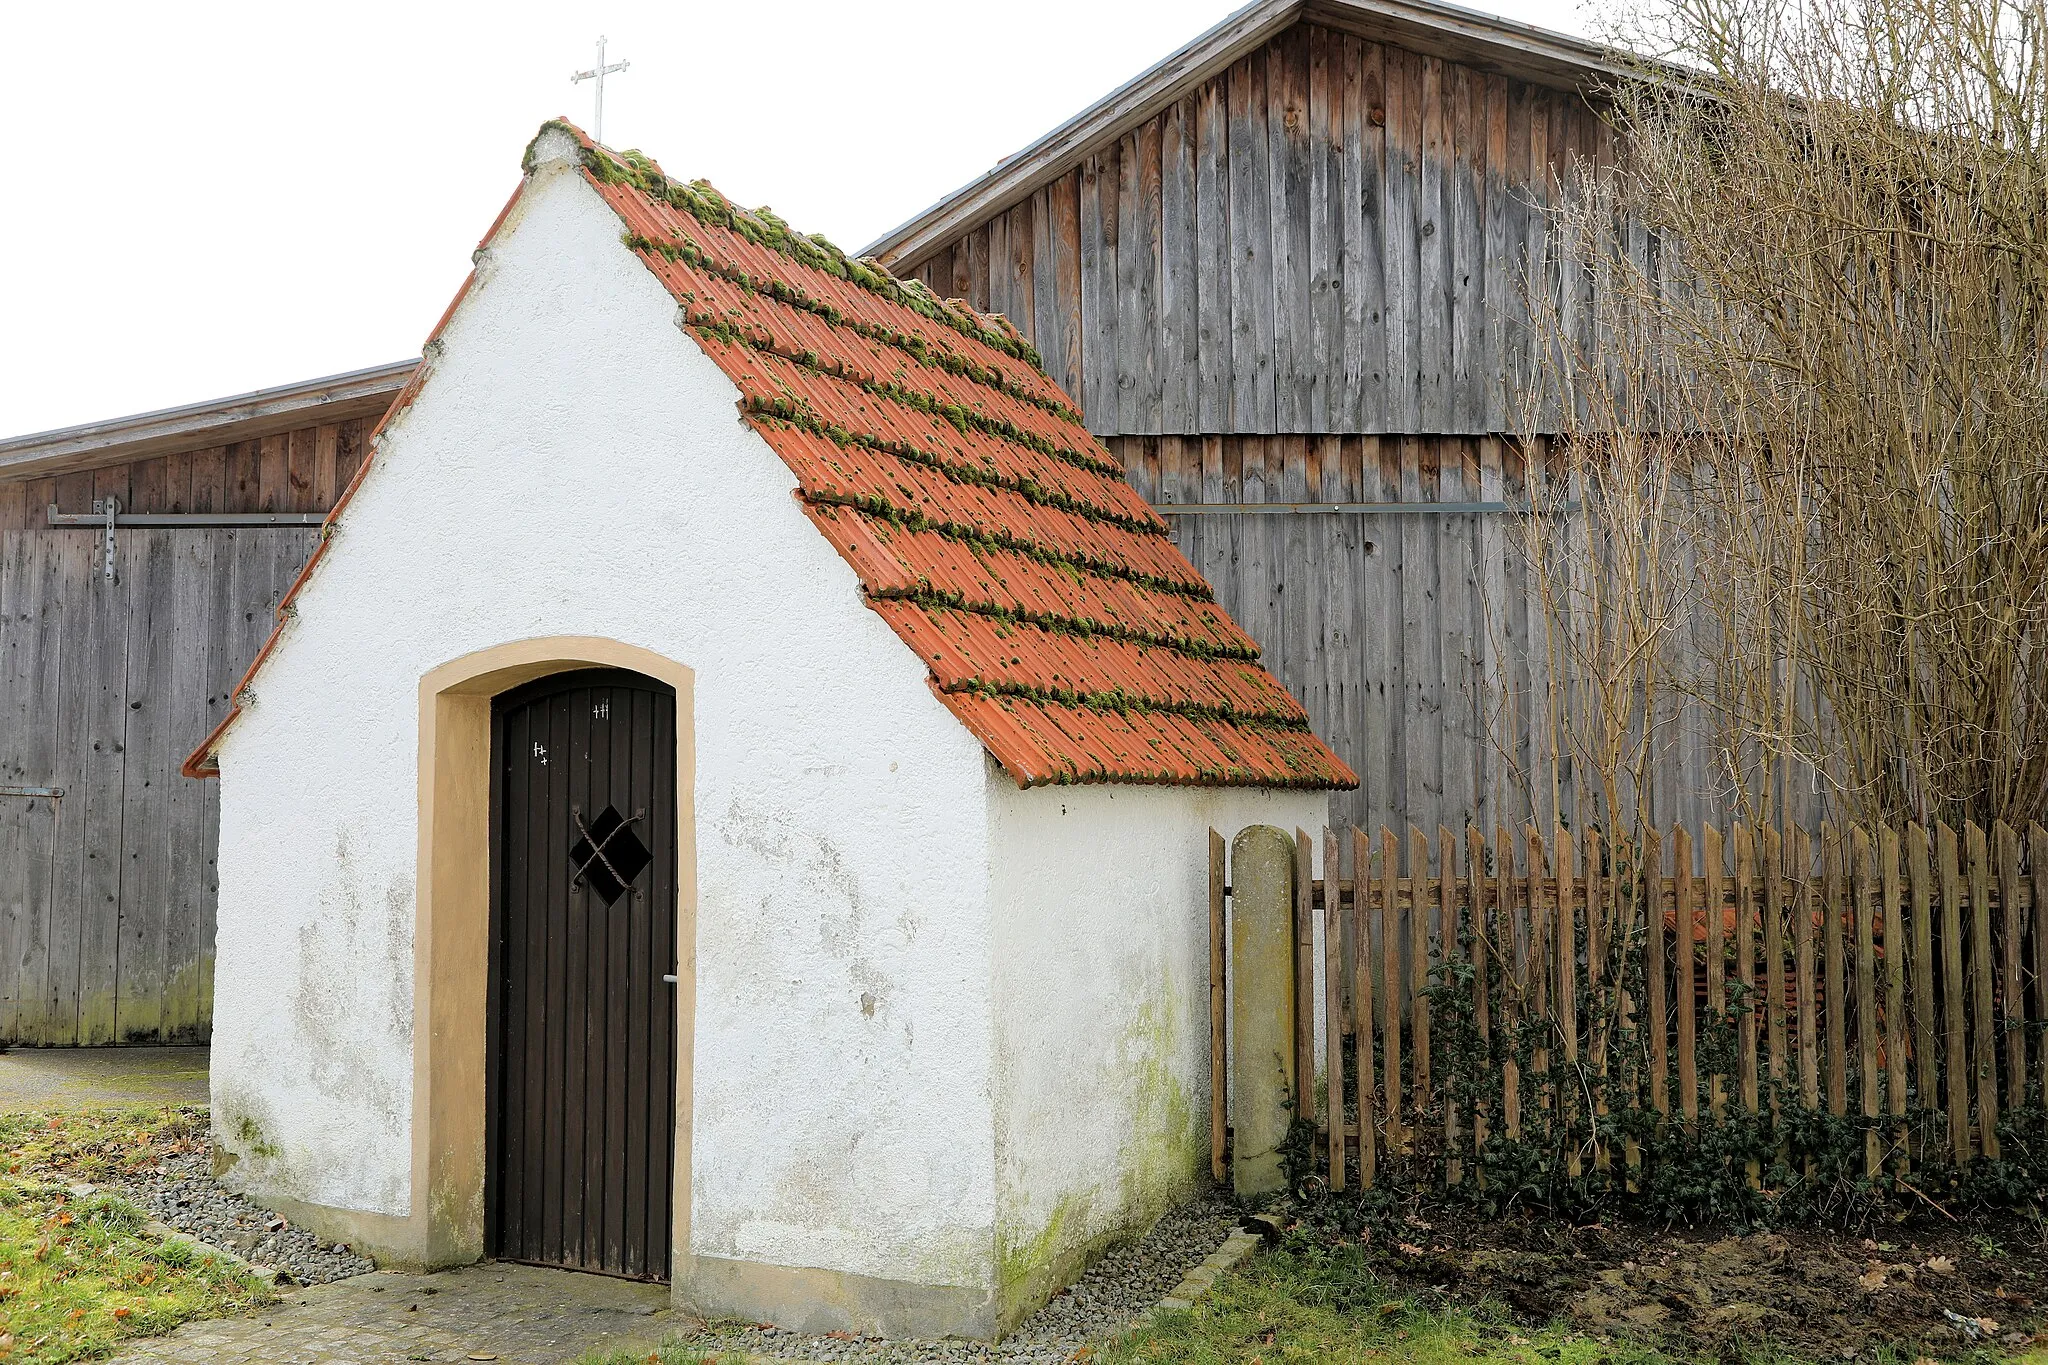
1207;819;2048;1192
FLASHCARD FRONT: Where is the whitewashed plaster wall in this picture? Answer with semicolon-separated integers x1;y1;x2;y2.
985;779;1326;1319
209;137;1001;1289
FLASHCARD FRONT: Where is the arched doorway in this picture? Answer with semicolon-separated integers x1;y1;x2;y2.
485;667;679;1279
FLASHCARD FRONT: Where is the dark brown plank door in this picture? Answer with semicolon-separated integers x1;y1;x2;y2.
487;668;678;1280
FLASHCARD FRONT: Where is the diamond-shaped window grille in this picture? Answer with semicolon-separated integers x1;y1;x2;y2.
569;805;651;907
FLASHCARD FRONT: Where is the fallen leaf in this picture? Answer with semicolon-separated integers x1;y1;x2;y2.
1396;1243;1426;1257
111;1307;130;1320
1858;1269;1887;1292
1976;1318;2000;1335
1925;1256;1955;1274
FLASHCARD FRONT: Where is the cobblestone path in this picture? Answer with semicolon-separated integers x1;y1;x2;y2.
108;1261;675;1364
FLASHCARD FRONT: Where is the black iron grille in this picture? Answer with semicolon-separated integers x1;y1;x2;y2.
569;805;651;906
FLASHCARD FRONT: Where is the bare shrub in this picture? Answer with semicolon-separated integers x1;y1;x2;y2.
1523;0;2048;833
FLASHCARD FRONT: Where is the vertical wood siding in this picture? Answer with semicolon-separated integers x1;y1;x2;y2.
1117;434;1834;837
0;421;362;1044
898;23;1605;437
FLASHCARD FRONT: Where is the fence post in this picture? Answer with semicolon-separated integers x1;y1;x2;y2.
1230;825;1298;1196
1209;829;1228;1185
1294;830;1318;1133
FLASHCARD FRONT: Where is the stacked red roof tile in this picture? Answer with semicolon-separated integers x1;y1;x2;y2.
569;124;1354;789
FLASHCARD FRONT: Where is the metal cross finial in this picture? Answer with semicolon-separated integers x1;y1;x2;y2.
570;36;630;146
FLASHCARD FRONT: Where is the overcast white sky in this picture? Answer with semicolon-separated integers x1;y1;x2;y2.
0;0;1595;438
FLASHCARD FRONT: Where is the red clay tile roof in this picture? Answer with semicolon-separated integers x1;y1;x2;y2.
186;121;1354;791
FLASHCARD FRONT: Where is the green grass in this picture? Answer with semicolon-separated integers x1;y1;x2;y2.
577;1344;744;1364
0;1109;271;1363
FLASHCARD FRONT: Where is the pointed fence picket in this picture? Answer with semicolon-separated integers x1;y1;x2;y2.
1209;819;2048;1191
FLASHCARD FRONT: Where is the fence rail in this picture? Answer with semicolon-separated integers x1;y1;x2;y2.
1209;819;2048;1194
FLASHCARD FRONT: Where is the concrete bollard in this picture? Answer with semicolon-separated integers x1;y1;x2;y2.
1229;824;1298;1197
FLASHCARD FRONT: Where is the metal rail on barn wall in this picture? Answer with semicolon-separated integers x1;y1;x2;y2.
1210;818;2048;1196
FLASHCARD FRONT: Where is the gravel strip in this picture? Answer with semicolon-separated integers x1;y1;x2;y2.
107;1135;376;1286
685;1194;1245;1363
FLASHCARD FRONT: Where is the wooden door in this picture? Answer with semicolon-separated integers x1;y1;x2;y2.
487;668;678;1280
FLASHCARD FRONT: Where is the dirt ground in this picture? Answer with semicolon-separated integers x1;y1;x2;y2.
1313;1204;2048;1359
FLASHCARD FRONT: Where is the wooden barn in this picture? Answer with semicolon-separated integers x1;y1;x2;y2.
0;361;414;1045
869;0;1659;837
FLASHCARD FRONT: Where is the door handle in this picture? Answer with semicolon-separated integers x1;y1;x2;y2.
662;974;678;985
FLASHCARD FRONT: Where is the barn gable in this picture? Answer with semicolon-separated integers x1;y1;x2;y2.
861;0;1692;838
872;0;1624;438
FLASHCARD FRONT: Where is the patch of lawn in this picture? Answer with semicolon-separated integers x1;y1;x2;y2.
1096;1235;1980;1365
579;1342;746;1364
0;1109;271;1363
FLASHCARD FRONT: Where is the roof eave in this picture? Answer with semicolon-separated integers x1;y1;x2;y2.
863;0;1639;270
0;359;420;485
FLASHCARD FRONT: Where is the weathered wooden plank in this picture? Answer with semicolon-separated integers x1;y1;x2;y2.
1467;823;1491;1159
1765;825;1789;1095
1618;832;1642;1175
1704;823;1725;1119
1498;822;1521;1140
113;530;177;1042
1078;154;1116;434
1379;825;1404;1149
1269;29;1312;433
1194;80;1232;434
1853;826;1880;1175
1353;826;1378;1184
1160;100;1198;433
1383;46;1421;431
1416;55;1450;431
1937;822;1969;1158
1822;824;1848;1116
1409;824;1432;1113
0;535;57;1039
1295;828;1318;1127
1228;55;1276;432
1324;827;1346;1188
1674;825;1698;1124
157;524;218;1042
25;533;90;1044
1121;125;1162;433
1307;26;1340;434
1881;825;1907;1170
1342;38;1387;430
1450;63;1483;432
73;470;137;1047
1210;828;1227;1184
1030;186;1070;413
1735;825;1759;1116
1399;440;1442;831
1795;826;1821;1111
1528;824;1551;1125
1647;827;1669;1118
1439;822;1462;1180
2033;822;2048;1108
1483;73;1512;429
1967;821;1998;1157
1909;825;1937;1123
1585;825;1610;1171
1996;821;2025;1114
1554;824;1577;1174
